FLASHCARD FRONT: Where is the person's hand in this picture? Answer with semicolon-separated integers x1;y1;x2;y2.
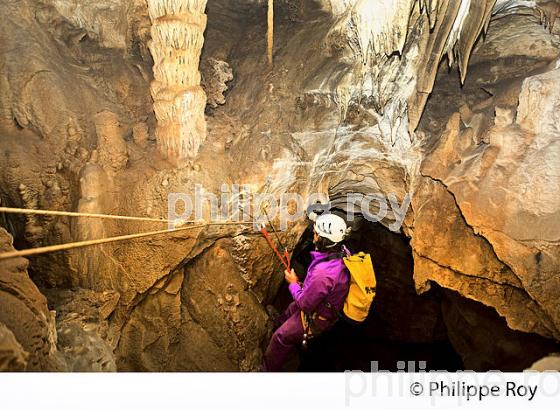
284;268;298;284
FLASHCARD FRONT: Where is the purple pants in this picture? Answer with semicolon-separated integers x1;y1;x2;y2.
262;301;303;372
262;250;349;371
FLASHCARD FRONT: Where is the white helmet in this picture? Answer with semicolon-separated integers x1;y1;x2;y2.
313;213;348;243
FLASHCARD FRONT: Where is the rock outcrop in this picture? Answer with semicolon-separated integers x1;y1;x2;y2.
440;289;557;371
44;288;119;372
528;354;560;371
0;228;61;370
0;323;28;371
415;66;560;340
49;0;130;49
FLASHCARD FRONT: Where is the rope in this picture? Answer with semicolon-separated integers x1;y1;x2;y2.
238;204;291;271
262;206;291;271
0;206;291;269
262;206;287;250
0;206;173;224
260;225;290;271
0;221;254;261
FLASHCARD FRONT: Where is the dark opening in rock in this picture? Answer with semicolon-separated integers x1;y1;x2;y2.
278;219;558;372
275;220;462;371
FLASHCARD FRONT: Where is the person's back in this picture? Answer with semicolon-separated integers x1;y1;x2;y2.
294;250;349;327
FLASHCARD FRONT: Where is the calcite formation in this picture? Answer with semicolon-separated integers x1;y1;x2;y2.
50;0;129;49
147;0;209;161
201;58;233;108
326;0;497;138
94;111;129;174
414;30;560;339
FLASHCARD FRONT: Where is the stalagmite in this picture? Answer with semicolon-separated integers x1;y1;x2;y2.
147;0;208;162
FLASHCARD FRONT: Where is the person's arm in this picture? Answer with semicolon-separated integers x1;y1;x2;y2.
288;270;333;314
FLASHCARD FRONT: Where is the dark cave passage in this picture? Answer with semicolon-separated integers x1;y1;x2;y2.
274;218;558;372
274;219;464;372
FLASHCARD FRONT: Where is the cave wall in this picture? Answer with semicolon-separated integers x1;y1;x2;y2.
0;228;61;370
0;0;558;371
413;11;560;341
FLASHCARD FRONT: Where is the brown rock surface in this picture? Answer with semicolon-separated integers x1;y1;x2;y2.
0;228;60;370
416;68;560;339
0;322;28;371
441;289;558;371
43;287;119;371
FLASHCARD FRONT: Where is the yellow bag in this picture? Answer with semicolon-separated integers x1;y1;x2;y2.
343;252;376;322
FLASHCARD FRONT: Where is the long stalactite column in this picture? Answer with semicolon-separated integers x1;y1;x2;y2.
147;0;208;162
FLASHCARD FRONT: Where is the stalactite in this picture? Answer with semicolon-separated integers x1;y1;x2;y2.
408;0;463;130
350;0;416;58
147;0;208;162
537;0;560;32
328;0;504;134
444;0;497;84
268;0;274;66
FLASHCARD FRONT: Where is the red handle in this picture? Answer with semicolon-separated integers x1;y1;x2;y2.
260;226;290;271
284;249;291;271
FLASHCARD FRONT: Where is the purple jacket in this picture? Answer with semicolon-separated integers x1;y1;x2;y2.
288;250;350;323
